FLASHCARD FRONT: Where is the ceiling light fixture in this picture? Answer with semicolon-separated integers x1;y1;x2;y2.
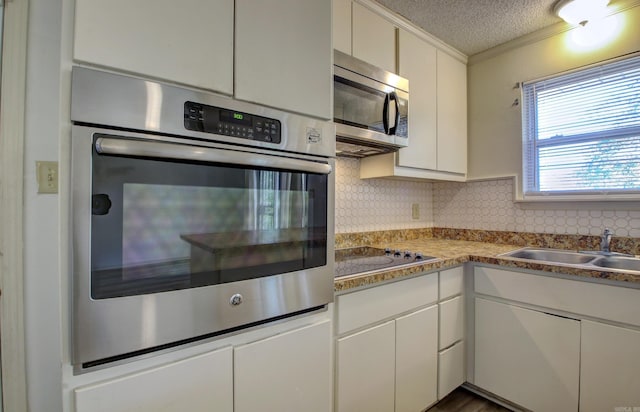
554;0;610;26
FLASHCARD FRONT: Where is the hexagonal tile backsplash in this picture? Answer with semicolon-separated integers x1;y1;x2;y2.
335;158;434;233
335;158;640;237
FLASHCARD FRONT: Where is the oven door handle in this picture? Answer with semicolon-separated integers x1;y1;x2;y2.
94;137;333;175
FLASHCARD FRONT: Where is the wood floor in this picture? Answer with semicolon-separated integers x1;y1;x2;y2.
426;387;511;412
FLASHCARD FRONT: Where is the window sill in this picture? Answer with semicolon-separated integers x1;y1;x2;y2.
515;193;640;210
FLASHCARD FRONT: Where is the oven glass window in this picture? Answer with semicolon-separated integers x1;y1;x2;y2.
90;141;328;299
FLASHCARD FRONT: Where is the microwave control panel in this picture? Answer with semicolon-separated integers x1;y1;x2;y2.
184;101;281;144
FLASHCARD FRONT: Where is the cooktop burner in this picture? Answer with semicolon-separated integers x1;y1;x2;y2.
334;246;437;278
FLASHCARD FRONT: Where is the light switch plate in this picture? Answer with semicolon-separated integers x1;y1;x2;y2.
36;161;59;194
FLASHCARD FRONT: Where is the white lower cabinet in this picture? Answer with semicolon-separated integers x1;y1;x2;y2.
335;273;440;412
474;297;580;412
396;306;439;412
438;340;464;400
580;320;640;412
336;307;439;412
439;295;463;350
234;320;332;412
336;321;396;412
74;346;234;412
74;320;331;412
473;265;640;410
437;267;465;400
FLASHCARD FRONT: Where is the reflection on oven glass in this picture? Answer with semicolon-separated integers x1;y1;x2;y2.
121;182;309;280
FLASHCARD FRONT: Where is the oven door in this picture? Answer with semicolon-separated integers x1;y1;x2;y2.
72;126;335;368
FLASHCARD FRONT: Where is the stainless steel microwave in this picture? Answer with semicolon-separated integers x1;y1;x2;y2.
70;67;335;370
334;50;409;157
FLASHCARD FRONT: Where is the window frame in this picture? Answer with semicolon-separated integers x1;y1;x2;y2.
520;53;640;202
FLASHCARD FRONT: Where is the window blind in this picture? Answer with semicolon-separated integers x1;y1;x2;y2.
522;55;640;196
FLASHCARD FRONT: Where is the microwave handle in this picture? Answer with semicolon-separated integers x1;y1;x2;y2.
94;137;333;175
388;92;399;135
382;93;390;134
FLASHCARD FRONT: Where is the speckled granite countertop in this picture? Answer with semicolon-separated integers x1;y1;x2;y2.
334;238;640;292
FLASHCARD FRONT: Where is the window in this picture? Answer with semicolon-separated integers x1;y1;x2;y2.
522;54;640;198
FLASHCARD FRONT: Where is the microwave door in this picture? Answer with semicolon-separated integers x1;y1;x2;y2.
383;92;399;135
333;73;399;146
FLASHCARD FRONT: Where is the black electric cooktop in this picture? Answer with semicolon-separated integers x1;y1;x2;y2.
334;246;437;278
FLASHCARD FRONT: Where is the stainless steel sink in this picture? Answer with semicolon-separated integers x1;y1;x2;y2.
502;248;597;265
500;247;640;274
591;256;640;272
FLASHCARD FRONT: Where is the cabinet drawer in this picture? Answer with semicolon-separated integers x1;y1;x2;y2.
438;341;464;400
336;273;438;334
440;266;464;300
439;295;464;350
475;266;640;327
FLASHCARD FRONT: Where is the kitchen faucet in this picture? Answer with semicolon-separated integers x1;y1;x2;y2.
600;228;612;253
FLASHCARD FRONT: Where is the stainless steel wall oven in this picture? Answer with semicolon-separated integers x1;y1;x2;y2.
70;67;335;369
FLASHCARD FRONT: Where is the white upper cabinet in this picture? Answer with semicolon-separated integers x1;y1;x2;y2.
396;29;437;170
360;28;467;181
352;2;397;73
235;0;332;119
333;0;352;55
74;0;234;95
437;50;467;174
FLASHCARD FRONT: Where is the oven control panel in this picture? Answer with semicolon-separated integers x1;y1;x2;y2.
184;101;281;144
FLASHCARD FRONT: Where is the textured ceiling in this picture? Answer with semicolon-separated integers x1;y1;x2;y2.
375;0;563;56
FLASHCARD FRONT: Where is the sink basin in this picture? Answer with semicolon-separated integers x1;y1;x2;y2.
502;248;597;265
591;256;640;272
501;247;640;274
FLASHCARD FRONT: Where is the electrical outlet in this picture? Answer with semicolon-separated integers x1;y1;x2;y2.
36;161;59;194
411;203;420;220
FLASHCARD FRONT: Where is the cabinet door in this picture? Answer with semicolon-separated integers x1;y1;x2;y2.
436;51;467;174
336;321;395;412
396;305;438;412
439;295;464;350
580;320;640;412
397;29;437;170
352;3;396;73
74;0;233;95
235;0;332;119
475;298;580;412
74;347;233;412
234;320;332;412
333;0;352;54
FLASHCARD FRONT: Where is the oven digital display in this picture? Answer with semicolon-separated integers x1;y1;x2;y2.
220;110;252;126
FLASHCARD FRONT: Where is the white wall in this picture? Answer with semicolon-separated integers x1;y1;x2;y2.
23;0;64;410
467;5;640;183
